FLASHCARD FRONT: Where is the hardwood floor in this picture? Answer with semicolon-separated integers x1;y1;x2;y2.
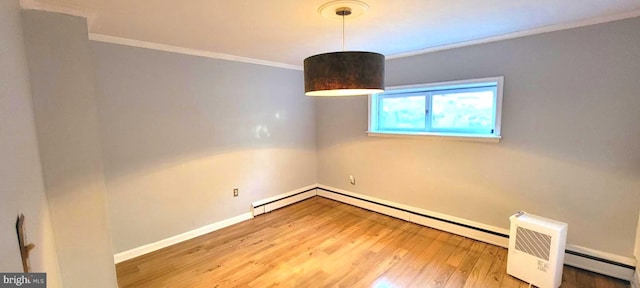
116;197;629;288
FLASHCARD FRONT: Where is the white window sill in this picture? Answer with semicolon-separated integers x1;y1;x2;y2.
366;131;502;143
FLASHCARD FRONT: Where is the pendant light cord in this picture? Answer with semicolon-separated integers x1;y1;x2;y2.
342;12;345;51
336;7;351;51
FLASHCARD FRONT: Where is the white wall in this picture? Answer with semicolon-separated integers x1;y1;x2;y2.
0;2;61;287
317;17;640;257
22;10;118;288
90;42;317;253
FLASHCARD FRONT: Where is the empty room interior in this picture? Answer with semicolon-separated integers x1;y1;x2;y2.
1;0;640;287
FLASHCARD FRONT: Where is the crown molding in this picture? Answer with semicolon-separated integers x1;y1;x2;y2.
19;0;93;19
88;33;303;71
387;9;640;60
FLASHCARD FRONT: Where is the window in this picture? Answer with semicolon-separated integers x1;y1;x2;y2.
368;77;503;142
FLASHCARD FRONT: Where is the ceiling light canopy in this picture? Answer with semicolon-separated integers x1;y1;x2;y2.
304;1;385;97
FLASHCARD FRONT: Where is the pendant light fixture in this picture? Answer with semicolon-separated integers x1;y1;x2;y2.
304;0;385;96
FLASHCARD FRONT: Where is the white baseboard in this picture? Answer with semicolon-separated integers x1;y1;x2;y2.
316;184;636;281
631;268;639;288
114;212;253;264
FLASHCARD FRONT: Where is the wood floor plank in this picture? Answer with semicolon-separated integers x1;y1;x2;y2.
329;222;421;286
446;236;475;267
482;247;508;287
576;269;598;288
562;266;579;288
463;245;500;288
116;197;629;288
444;241;486;288
372;229;441;287
407;233;462;286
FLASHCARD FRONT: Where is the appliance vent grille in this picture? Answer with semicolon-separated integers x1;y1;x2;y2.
515;226;552;261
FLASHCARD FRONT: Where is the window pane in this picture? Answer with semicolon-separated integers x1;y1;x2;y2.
431;89;494;132
379;95;426;130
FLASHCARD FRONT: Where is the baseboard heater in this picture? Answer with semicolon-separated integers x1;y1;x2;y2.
252;187;318;215
252;186;635;282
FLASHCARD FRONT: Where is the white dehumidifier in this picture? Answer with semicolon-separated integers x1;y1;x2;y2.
507;211;568;288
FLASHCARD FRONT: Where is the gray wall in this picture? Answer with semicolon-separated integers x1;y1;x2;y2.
317;17;640;257
0;2;61;286
22;10;118;288
91;42;317;253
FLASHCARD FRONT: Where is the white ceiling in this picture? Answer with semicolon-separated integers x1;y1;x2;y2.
23;0;640;67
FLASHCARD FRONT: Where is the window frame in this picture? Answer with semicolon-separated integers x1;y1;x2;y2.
368;76;504;142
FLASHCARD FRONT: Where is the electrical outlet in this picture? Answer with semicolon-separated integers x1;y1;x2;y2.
233;188;239;197
349;175;356;185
